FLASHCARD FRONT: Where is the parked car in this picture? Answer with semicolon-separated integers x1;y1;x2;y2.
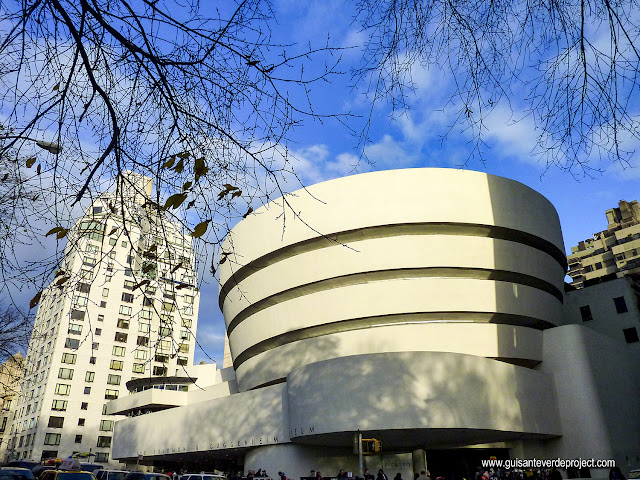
39;470;96;480
79;467;102;475
5;463;39;473
32;466;56;480
123;473;170;480
0;467;36;480
95;471;128;480
181;474;226;480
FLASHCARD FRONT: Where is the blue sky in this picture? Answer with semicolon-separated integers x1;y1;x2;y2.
192;0;640;364
2;0;638;366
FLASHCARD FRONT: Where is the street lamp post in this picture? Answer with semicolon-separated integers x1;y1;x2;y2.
0;135;62;155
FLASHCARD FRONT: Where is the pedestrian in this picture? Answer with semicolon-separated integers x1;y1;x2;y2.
316;472;323;480
378;470;389;480
364;470;374;480
418;471;428;480
609;468;625;480
338;471;348;479
394;473;403;480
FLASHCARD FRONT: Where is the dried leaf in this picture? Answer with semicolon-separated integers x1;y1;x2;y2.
1;173;8;181
30;291;42;309
53;83;60;91
182;181;192;191
163;193;187;210
243;206;254;218
222;183;239;191
108;227;118;236
171;262;183;273
132;279;150;291
231;190;242;199
162;155;176;169
36;164;41;175
55;275;70;286
174;158;184;173
26;157;36;168
189;220;210;238
45;226;69;239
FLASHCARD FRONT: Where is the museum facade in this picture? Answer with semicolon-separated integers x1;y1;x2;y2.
109;169;640;479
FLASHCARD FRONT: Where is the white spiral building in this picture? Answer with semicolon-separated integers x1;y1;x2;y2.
111;168;640;479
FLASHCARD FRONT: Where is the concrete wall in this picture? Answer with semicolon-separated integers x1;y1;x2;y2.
539;324;640;476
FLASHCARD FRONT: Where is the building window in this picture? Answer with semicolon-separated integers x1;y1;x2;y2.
143;297;153;307
76;283;91;293
92;342;99;350
623;327;639;343
155;354;169;363
70;309;85;320
613;296;628;313
41;451;58;461
114;332;128;343
99;420;114;431
137;336;149;346
78;418;85;426
44;433;61;445
110;360;123;371
100;301;107;308
104;390;118;400
97;315;104;322
132;363;145;374
65;338;80;349
68;323;82;335
107;374;121;385
579;305;593;322
177;356;188;366
75;435;82;444
95;328;102;336
184;295;194;304
89;356;97;364
121;292;134;303
162;302;175;312
153;366;167;376
119;305;132;316
95;452;109;463
179;343;189;353
184;305;193;315
109;238;117;246
51;400;67;411
54;384;71;396
84;387;91;394
139;322;151;333
140;309;152;320
124;268;132;277
182;318;192;328
81;402;88;410
112;346;126;357
102;288;109;297
47;416;64;428
134;349;147;360
180;330;190;340
85;371;95;382
117;318;130;329
159;327;172;337
58;368;73;380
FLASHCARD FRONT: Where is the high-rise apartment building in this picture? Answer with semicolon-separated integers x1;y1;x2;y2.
7;172;199;465
567;200;640;288
0;353;24;462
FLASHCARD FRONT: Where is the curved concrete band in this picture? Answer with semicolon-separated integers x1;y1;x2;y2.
219;168;566;391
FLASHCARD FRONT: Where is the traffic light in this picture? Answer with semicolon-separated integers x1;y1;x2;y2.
362;438;381;454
